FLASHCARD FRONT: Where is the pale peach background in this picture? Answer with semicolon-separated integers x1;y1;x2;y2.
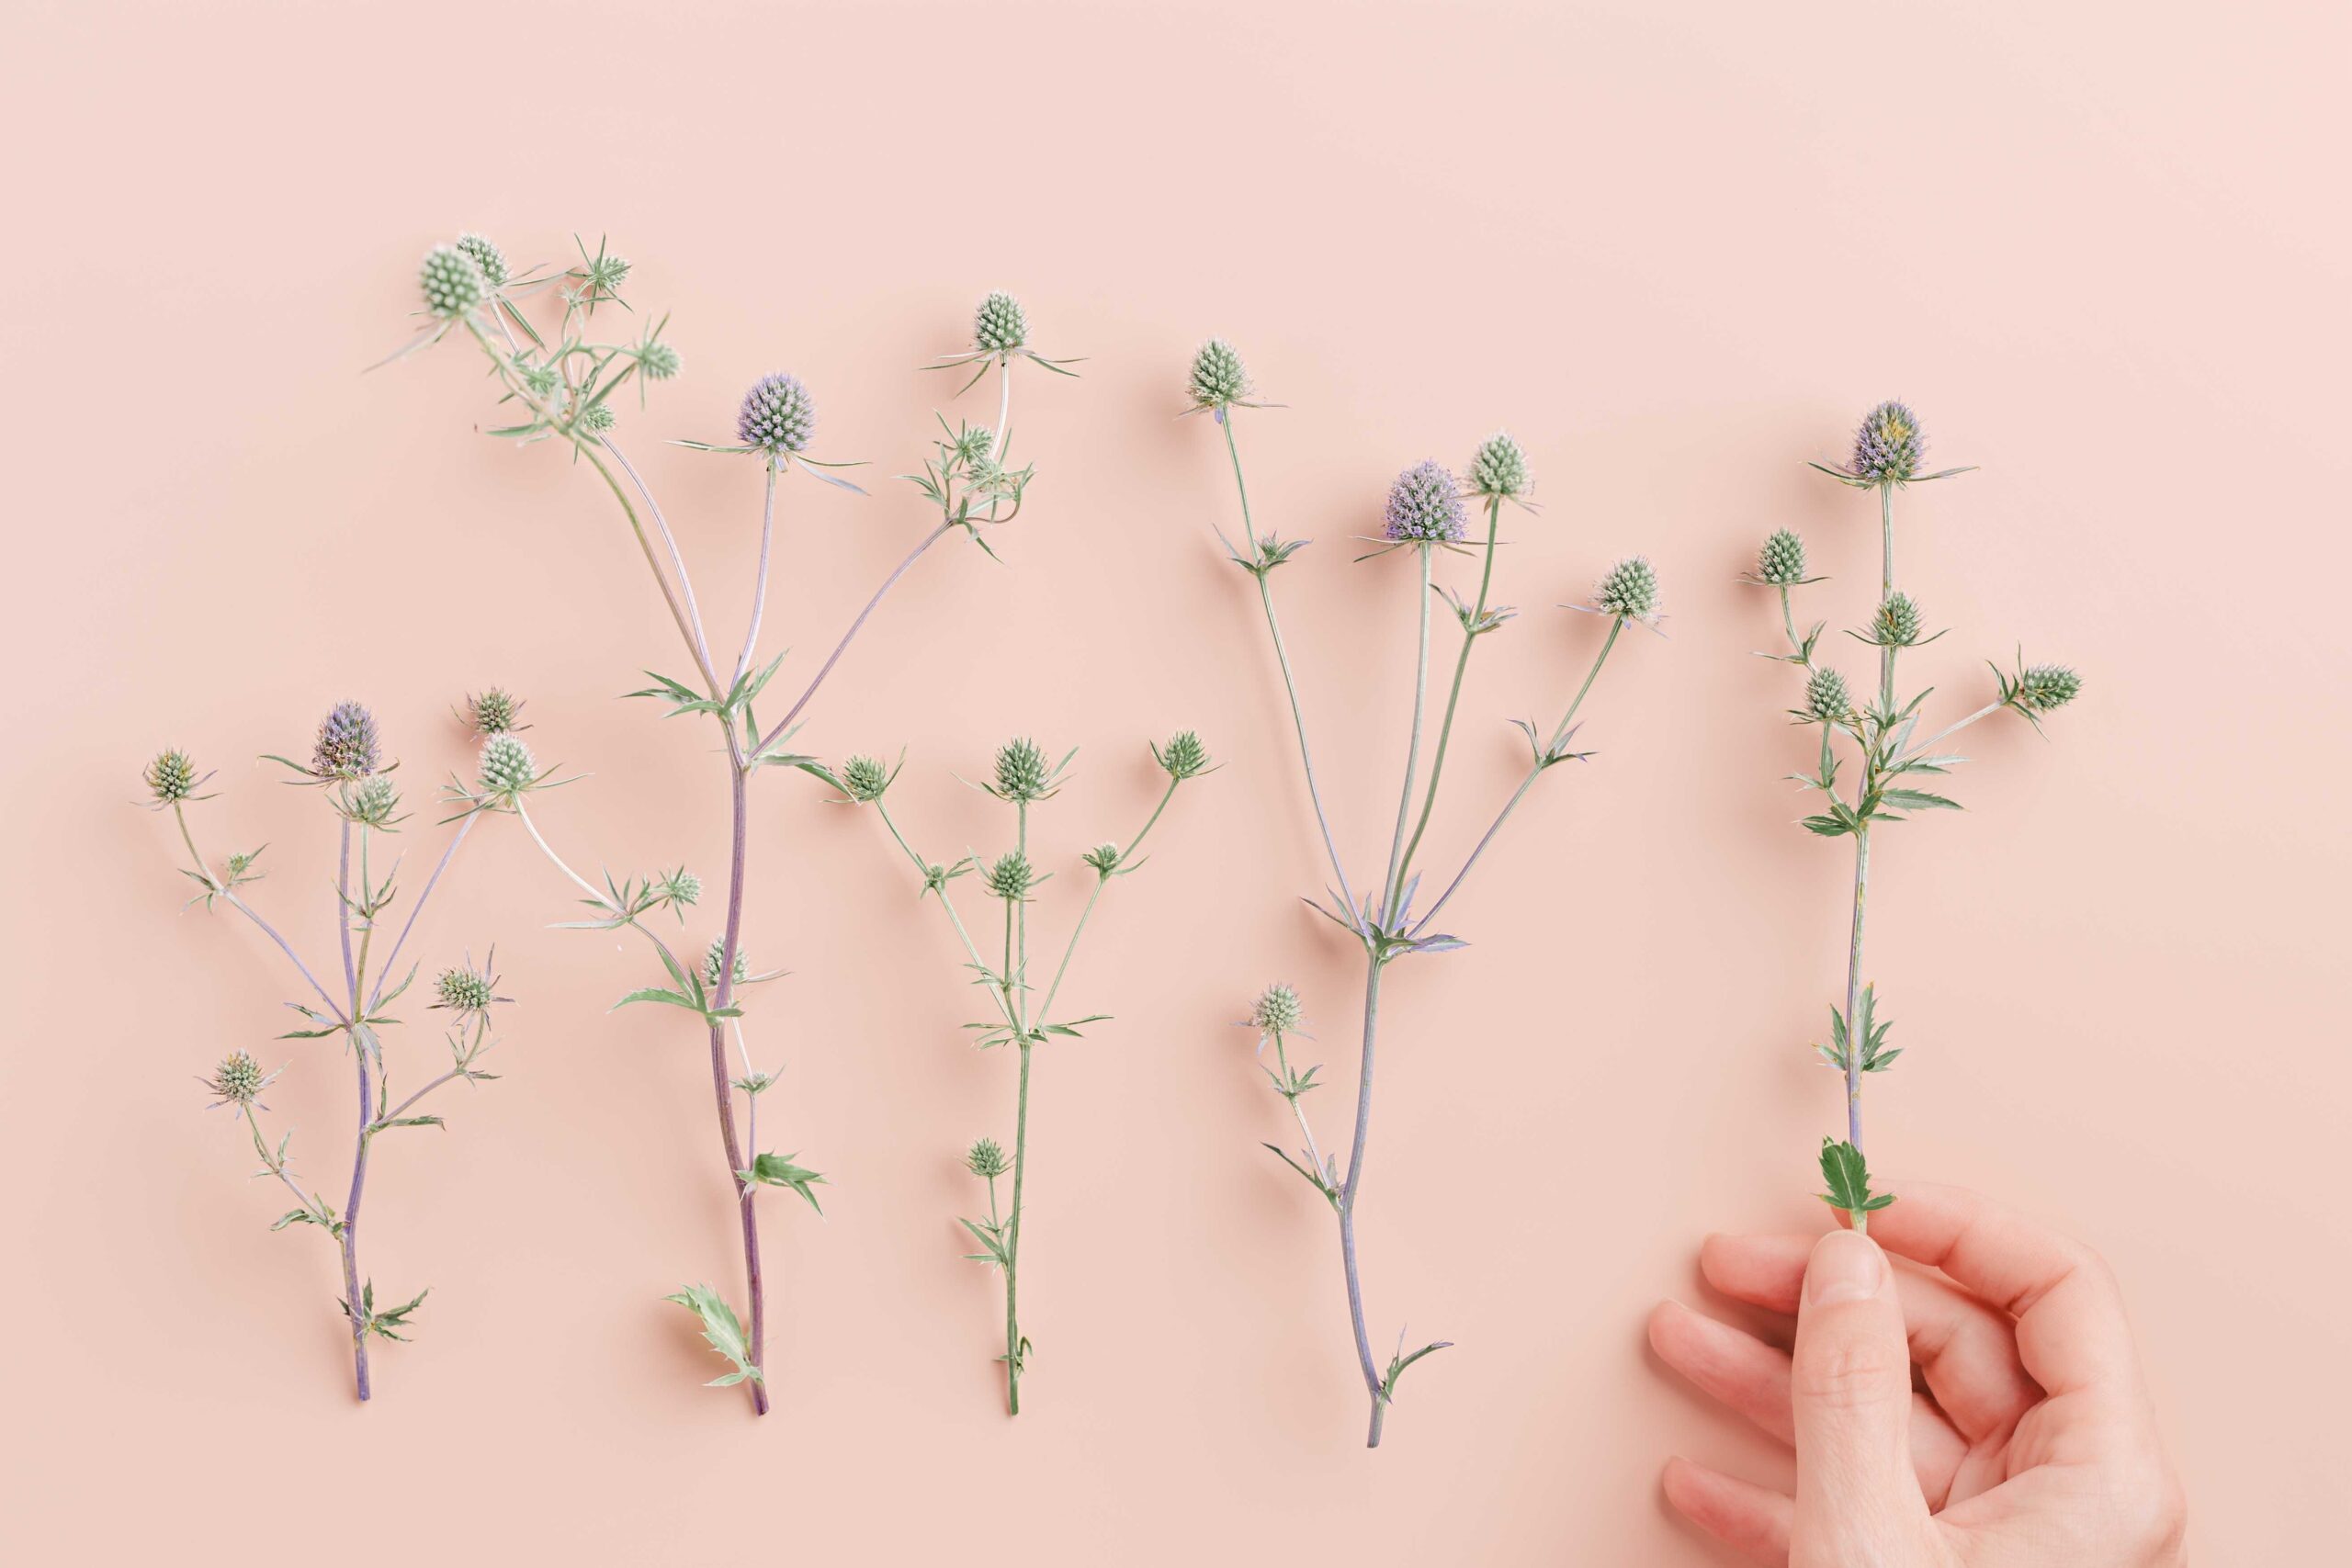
4;1;2346;1562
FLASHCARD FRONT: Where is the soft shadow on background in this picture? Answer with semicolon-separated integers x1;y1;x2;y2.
4;2;2346;1562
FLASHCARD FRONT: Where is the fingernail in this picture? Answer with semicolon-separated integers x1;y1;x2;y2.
1804;1229;1883;1306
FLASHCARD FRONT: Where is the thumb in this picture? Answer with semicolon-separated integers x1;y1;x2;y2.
1789;1228;1935;1564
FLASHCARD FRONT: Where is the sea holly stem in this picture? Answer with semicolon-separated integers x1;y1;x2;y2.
1397;497;1502;880
1381;546;1438;913
336;820;378;1399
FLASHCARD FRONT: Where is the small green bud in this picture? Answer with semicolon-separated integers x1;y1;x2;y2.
1871;592;1923;648
336;775;401;829
638;339;682;380
703;938;748;989
1250;982;1303;1035
658;867;702;908
1804;666;1855;724
983;850;1035;901
1594;556;1661;620
518;359;563;400
1187;339;1250;411
574;402;616;436
453;231;509;288
1080;842;1122;876
203;1049;271;1106
434;964;495;1014
1465;432;1530;501
840;755;890;803
992;737;1050;803
2008;662;2083;715
145;749;198;805
974;290;1028;354
965;1136;1011;1179
462;687;523;737
419;244;486;319
1153;730;1212;782
476;734;539;800
1755;528;1808;586
951;424;996;467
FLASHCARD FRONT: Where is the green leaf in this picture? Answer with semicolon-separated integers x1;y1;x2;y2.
738;1152;828;1214
612;986;695;1011
663;1282;763;1387
1878;788;1962;812
1815;1137;1895;1215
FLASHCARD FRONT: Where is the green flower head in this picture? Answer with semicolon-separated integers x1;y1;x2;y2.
476;734;538;801
1804;666;1855;725
420;244;487;320
658;867;702;909
1250;982;1303;1035
992;737;1051;803
202;1049;273;1107
462;687;523;737
638;339;682;381
2006;661;2083;716
983;850;1035;901
1187;338;1251;412
1466;432;1531;502
573;402;616;436
974;290;1029;355
1153;730;1212;782
453;231;509;288
1871;592;1923;649
1754;528;1808;586
840;755;891;803
965;1136;1011;1179
1594;557;1661;620
145;749;198;806
336;774;401;830
434;963;496;1014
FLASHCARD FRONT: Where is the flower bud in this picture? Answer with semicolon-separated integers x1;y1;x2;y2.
574;402;616;436
419;243;486;319
974;290;1028;354
1465;432;1530;502
1153;730;1211;782
737;372;815;457
434;964;495;1014
453;231;509;288
462;687;522;737
145;749;198;806
983;850;1035;901
840;755;890;803
312;701;381;781
703;938;748;989
638;340;681;380
476;734;538;800
1187;339;1250;411
204;1049;270;1106
2008;662;2083;714
993;737;1050;803
966;1136;1011;1179
337;775;401;829
1383;460;1466;544
659;867;702;908
1755;528;1808;586
1848;400;1924;485
1250;982;1303;1034
1804;666;1854;724
1871;592;1923;648
1594;557;1660;620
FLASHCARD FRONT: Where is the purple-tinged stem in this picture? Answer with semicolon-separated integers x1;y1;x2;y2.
708;759;769;1416
753;521;954;757
334;821;372;1401
368;812;477;1011
1338;959;1388;1446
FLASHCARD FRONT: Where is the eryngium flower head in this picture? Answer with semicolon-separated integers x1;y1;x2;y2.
1187;339;1250;411
737;373;815;456
952;424;996;467
1153;730;1211;781
203;1049;272;1106
965;1136;1011;1179
2007;662;2083;715
1871;592;1923;648
145;749;198;805
993;737;1050;802
463;687;522;736
659;867;702;908
1594;557;1661;620
974;290;1029;354
420;244;487;319
1384;460;1467;544
983;850;1035;901
1848;400;1925;485
312;702;381;780
1755;528;1808;586
453;231;509;288
638;340;682;380
338;775;401;829
703;938;748;989
476;734;538;799
434;964;495;1014
841;755;890;803
1466;432;1530;501
1804;666;1855;724
1250;982;1303;1034
574;403;616;436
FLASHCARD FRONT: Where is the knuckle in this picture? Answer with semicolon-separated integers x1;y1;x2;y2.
1793;1334;1909;1410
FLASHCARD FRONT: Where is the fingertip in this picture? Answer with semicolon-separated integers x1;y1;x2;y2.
1645;1297;1691;1352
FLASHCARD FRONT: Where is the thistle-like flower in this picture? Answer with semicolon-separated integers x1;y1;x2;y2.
1465;432;1531;503
433;962;497;1015
201;1049;275;1107
1250;982;1303;1035
974;290;1029;355
313;701;382;781
966;1137;1012;1179
336;775;402;830
419;244;487;320
951;424;996;468
1847;400;1924;486
574;403;616;436
703;938;748;989
1594;557;1661;621
1383;460;1467;545
1186;338;1254;413
983;850;1036;901
1804;666;1855;725
1753;528;1809;586
637;338;682;381
145;749;198;806
840;754;891;803
1080;842;1123;876
476;734;539;802
453;231;509;289
657;867;702;910
1869;592;1924;649
2003;660;2084;716
992;737;1052;803
461;687;524;737
737;373;816;457
1152;730;1213;782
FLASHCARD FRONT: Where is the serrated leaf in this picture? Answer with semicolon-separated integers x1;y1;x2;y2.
663;1282;762;1387
1815;1137;1894;1214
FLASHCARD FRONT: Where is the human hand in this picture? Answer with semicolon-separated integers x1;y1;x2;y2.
1647;1183;2186;1566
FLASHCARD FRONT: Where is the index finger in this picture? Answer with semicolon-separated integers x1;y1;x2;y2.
1861;1181;2144;1402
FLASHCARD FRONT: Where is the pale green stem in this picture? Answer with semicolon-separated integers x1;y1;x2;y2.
1397;498;1502;881
873;802;1020;1034
1379;546;1437;916
1035;778;1179;1022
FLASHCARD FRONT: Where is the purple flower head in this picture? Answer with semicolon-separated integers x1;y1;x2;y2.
1383;461;1466;544
1848;400;1925;485
311;701;381;781
737;373;815;456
